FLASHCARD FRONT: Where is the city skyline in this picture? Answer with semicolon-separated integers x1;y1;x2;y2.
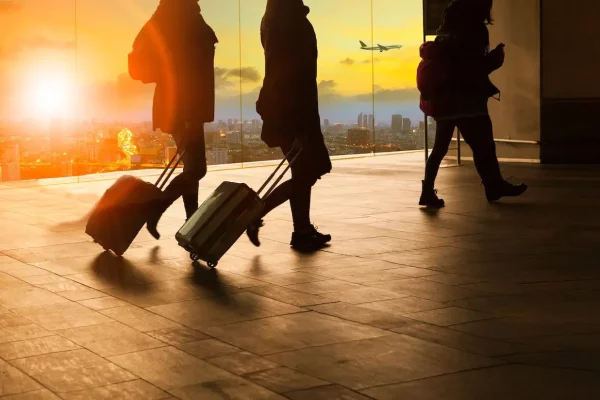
0;0;424;123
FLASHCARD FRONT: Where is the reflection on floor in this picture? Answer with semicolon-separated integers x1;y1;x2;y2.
1;153;600;399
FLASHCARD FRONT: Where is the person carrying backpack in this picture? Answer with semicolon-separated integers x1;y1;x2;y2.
417;0;527;208
129;0;218;239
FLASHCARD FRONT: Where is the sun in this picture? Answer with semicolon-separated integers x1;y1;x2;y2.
22;65;75;119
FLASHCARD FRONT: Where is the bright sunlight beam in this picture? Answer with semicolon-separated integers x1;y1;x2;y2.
22;64;75;119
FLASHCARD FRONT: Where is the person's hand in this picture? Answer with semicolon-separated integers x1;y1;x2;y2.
487;43;505;71
292;136;305;152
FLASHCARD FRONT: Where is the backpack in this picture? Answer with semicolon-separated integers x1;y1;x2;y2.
128;21;160;84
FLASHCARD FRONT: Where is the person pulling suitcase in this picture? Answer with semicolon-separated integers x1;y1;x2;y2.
129;0;218;239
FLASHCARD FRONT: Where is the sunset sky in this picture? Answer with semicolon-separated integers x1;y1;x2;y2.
0;0;424;124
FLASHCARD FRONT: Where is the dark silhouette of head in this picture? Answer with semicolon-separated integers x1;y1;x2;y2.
264;0;309;20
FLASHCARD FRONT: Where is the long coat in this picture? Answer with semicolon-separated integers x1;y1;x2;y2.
256;5;331;180
134;0;218;133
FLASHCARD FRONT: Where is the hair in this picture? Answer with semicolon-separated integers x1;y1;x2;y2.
437;0;493;52
264;0;307;20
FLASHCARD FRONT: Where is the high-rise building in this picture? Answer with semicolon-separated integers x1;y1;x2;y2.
403;118;412;132
208;149;229;165
357;113;363;127
362;114;368;128
1;144;21;182
323;119;330;128
391;115;403;132
367;114;374;129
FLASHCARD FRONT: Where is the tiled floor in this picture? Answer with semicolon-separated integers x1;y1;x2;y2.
1;154;600;399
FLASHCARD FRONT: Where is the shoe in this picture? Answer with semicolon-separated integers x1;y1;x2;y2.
485;180;528;202
246;219;264;247
146;199;166;240
419;180;445;208
290;225;331;252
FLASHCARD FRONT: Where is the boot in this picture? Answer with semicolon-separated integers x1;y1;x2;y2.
290;225;331;252
246;219;264;247
419;181;445;208
484;180;528;202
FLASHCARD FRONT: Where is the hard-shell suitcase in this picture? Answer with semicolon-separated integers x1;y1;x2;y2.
86;151;185;256
176;147;301;268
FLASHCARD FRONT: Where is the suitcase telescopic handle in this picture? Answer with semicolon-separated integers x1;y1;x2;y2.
155;149;186;190
257;145;303;200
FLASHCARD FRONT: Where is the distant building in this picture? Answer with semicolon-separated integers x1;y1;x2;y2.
208;149;229;165
391;114;403;132
357;113;364;127
323;119;330;128
347;128;371;147
403;118;412;132
1;144;21;181
367;114;374;129
362;114;368;128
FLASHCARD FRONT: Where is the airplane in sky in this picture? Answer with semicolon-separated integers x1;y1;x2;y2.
359;40;402;52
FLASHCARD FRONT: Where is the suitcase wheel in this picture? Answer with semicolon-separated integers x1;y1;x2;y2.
207;262;217;269
190;253;200;262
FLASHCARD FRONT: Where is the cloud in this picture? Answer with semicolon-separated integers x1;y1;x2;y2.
0;1;21;14
317;80;337;94
317;79;418;106
215;66;261;89
340;57;381;66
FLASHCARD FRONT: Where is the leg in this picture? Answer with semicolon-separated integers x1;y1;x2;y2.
424;119;456;185
456;115;502;185
420;119;455;207
457;115;527;201
147;126;207;239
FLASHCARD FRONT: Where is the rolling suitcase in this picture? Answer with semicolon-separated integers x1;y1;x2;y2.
86;151;185;256
176;147;302;268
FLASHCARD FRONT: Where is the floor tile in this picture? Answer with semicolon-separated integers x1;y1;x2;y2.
0;324;53;344
14;302;112;331
108;346;233;390
361;364;600;400
56;321;165;356
405;307;498;326
0;336;80;360
245;367;329;393
99;306;181;332
147;327;209;346
246;285;336;307
169;376;286;400
309;302;421;330
148;292;303;329
0;389;62;400
0;360;42;397
359;297;447;315
77;296;130;310
286;384;373;400
268;334;502;390
286;280;365;295
324;287;407;304
207;352;279;376
204;312;391;355
178;339;240;359
0;286;69;309
58;379;169;400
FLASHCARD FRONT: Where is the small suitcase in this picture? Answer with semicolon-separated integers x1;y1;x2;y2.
176;147;302;268
86;151;185;256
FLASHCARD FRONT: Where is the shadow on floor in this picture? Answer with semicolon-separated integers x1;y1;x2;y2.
90;251;152;293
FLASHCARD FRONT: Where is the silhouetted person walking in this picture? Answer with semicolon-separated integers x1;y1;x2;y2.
137;0;218;238
246;0;332;252
417;0;527;207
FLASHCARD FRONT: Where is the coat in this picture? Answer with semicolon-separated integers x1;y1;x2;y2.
256;4;331;180
417;4;501;120
134;0;218;134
